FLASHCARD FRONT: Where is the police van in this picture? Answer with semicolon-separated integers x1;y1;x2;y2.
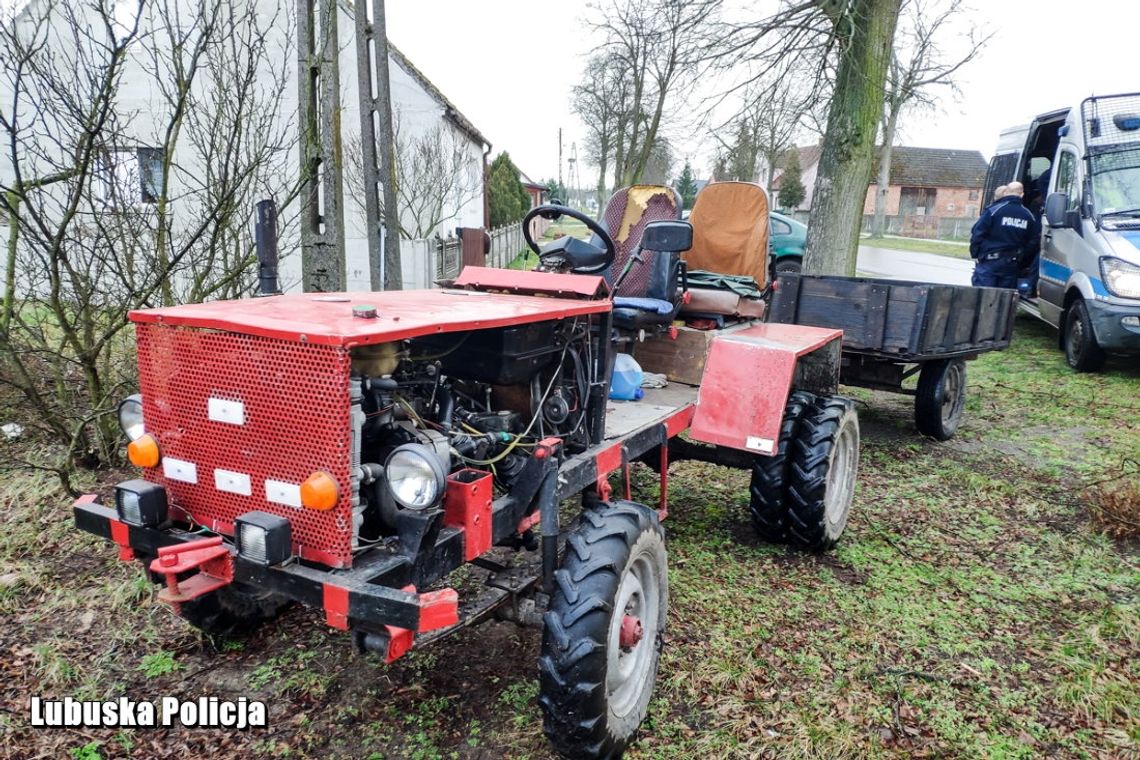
984;92;1140;371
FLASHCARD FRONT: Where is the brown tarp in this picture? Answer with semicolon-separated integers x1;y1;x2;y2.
684;181;770;286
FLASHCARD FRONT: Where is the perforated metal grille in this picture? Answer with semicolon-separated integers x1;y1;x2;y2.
135;322;354;567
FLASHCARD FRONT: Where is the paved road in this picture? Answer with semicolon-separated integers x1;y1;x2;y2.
856;245;973;286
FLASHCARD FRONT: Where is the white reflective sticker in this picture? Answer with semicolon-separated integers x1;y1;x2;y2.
745;436;775;454
214;468;252;496
208;397;245;425
265;479;302;509
163;457;198;484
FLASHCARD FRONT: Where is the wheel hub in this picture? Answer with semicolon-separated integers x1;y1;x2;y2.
619;614;644;650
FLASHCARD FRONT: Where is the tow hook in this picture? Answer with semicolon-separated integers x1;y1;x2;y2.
149;536;234;613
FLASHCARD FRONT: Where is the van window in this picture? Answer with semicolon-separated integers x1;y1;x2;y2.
1055;150;1080;211
983;153;1018;204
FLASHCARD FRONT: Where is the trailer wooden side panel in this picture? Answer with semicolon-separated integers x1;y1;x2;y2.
770;274;1017;360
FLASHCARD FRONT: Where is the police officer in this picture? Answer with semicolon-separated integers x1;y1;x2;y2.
970;181;1039;288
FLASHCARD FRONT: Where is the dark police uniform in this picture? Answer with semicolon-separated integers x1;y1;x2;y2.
970;194;1039;288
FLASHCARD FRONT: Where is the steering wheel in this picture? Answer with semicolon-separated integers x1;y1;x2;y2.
521;204;617;275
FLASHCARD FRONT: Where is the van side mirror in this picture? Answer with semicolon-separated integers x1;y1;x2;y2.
1045;193;1072;227
641;220;693;253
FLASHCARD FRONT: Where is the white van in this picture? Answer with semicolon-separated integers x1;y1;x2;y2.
984;93;1140;371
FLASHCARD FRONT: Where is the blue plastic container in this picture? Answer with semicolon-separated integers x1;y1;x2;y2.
609;353;644;401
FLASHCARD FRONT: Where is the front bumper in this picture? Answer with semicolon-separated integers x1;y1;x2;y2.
74;496;458;644
1088;299;1140;352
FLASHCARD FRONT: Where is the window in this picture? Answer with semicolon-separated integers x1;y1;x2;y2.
968;190;979;201
98;147;165;207
770;218;792;235
1055;150;1080;212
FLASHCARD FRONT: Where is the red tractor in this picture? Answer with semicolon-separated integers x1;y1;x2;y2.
75;184;859;758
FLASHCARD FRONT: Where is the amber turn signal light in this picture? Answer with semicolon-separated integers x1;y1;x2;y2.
127;434;161;468
300;471;339;510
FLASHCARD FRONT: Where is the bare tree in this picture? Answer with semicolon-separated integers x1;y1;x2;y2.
346;113;481;240
723;0;903;275
0;0;297;489
584;0;722;189
869;0;990;237
572;52;625;209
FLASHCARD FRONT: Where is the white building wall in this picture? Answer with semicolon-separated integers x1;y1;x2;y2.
1;0;485;297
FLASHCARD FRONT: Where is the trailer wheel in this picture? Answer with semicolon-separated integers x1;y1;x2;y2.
914;358;967;440
749;390;816;543
1063;299;1106;372
539;501;667;759
786;397;860;550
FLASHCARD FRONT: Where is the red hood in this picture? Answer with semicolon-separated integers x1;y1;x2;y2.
130;279;611;348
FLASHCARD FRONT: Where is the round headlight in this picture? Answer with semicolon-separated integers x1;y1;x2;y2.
117;394;145;441
385;444;445;510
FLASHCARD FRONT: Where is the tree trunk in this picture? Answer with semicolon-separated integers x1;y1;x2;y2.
803;0;902;275
870;105;900;238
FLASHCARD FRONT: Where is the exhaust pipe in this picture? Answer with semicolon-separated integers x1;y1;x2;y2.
255;199;281;296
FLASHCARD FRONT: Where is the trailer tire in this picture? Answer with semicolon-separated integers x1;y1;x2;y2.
749;390;816;543
1063;298;1106;372
914;358;967;440
539;501;667;759
786;397;860;551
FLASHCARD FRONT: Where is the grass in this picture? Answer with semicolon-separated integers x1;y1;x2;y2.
1;316;1137;759
861;235;973;259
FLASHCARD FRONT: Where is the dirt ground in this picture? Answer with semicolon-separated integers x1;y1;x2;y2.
1;315;1137;759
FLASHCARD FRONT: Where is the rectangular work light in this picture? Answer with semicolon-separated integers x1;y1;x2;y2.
114;479;169;527
234;511;292;566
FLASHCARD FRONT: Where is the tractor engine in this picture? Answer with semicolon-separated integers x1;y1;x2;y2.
349;318;594;544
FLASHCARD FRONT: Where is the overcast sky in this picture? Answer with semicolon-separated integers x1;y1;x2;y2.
387;0;1133;185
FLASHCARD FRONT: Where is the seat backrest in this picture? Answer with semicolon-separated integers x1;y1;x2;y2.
685;181;770;286
597;184;681;297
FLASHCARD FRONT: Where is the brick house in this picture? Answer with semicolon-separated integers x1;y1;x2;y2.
773;145;987;216
862;147;989;219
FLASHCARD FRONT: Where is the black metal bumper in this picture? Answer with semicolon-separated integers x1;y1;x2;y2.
73;496;456;636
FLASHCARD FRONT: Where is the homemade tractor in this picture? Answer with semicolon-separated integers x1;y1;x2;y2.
75;183;860;758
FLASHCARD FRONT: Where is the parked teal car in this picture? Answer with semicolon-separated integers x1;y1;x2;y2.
769;210;807;276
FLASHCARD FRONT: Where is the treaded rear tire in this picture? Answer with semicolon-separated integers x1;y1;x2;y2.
749;390;816;542
786;396;860;551
539;501;667;759
914;359;967;440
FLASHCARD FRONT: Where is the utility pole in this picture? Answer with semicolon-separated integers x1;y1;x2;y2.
298;0;346;292
356;0;403;290
557;128;563;195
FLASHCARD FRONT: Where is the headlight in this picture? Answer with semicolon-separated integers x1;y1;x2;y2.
117;394;145;441
1100;257;1140;299
385;444;446;510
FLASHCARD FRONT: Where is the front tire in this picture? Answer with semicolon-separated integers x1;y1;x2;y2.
136;552;288;638
750;390;815;542
786;397;860;551
539;502;667;759
773;256;803;277
914;359;967;440
1063;299;1106;372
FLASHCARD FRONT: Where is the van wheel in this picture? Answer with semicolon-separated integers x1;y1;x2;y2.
1063;299;1106;372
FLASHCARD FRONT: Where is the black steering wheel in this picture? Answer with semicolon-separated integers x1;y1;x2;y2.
521;204;617;275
